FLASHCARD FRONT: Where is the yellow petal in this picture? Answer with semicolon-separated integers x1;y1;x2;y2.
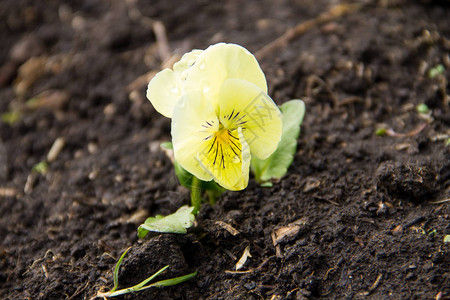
197;127;251;191
146;68;182;118
173;49;203;75
171;91;216;182
186;43;267;111
147;49;203;118
219;79;282;160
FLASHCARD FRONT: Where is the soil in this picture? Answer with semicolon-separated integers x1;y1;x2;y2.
0;0;449;299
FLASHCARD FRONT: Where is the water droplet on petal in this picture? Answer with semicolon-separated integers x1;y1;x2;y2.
170;85;180;94
199;62;205;70
232;155;240;163
181;70;188;80
203;84;210;94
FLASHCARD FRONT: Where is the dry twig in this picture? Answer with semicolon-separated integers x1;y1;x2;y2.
430;198;450;204
47;137;65;163
0;187;17;197
152;21;171;63
215;221;240;236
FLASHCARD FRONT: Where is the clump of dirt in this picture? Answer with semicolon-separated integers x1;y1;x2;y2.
1;0;449;299
118;235;189;286
376;160;437;201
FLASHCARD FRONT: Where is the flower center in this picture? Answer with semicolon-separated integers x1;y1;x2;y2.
203;122;242;169
215;124;229;142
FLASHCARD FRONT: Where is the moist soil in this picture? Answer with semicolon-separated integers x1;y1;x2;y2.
1;1;449;299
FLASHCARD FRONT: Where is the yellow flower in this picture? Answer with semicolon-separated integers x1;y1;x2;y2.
147;43;282;190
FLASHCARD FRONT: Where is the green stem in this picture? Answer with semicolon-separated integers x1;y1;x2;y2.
191;176;202;215
206;190;215;206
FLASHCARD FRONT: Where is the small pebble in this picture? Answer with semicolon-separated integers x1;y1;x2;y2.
244;281;256;290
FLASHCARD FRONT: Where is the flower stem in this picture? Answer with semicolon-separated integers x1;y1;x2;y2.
191;176;202;215
206;190;216;205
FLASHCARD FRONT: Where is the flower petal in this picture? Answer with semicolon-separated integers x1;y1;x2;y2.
219;79;282;160
171;91;216;182
173;49;203;74
197;127;251;191
146;68;182;118
186;43;267;111
147;49;203;118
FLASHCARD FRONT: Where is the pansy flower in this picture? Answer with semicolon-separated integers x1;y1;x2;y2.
147;43;282;190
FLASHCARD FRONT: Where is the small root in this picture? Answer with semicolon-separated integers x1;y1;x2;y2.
385;123;427;138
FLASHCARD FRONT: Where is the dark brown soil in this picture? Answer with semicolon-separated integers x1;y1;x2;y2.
1;0;449;299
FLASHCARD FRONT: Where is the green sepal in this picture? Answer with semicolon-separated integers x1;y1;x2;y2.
161;141;223;192
160;141;173;150
173;160;223;192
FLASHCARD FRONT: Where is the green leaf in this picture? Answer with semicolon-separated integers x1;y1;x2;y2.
111;247;132;293
96;249;197;299
132;265;170;290
138;206;195;238
428;64;444;78
416;103;429;114
32;161;49;175
260;182;273;187
1;111;21;125
251;99;305;183
375;128;387;136
146;271;198;288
